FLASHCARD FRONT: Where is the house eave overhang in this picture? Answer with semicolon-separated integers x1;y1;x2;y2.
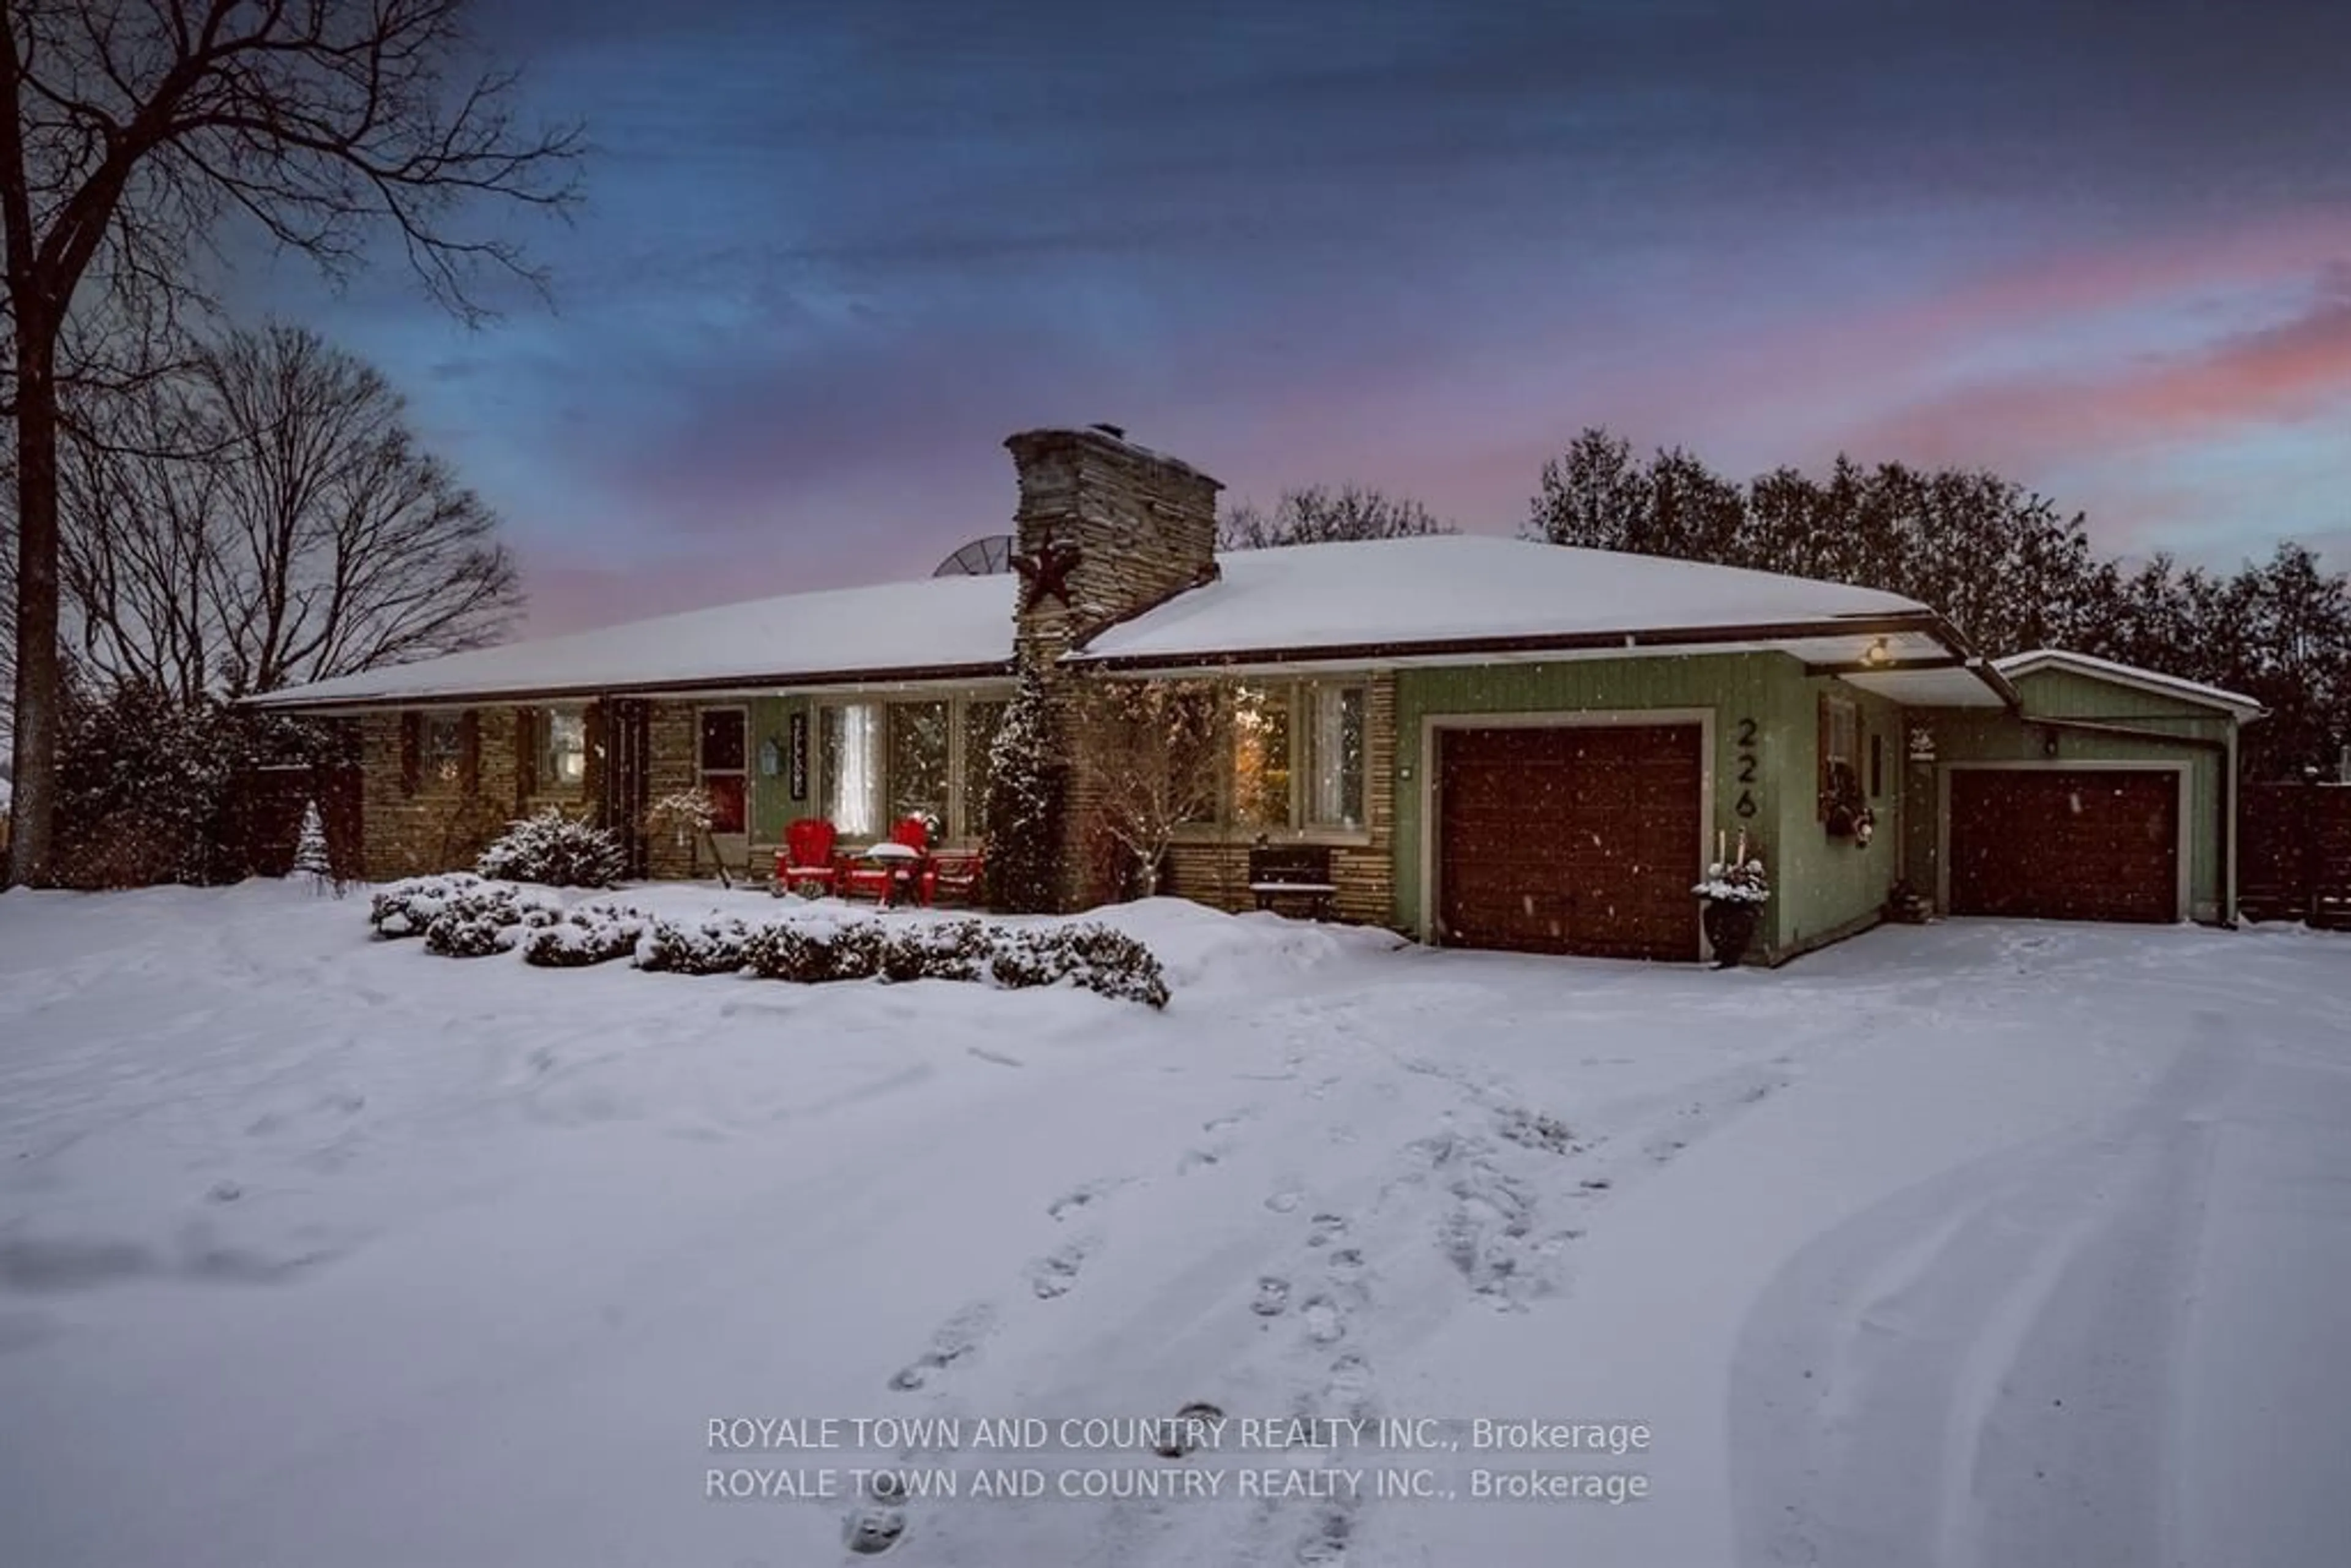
240;659;1020;716
1065;609;2023;708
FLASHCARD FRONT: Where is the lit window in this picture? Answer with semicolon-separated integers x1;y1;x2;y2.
1303;683;1365;829
822;702;883;837
423;713;464;784
960;700;1008;840
1230;684;1292;829
888;701;950;831
541;708;587;790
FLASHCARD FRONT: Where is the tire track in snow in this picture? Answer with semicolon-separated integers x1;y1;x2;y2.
1728;1021;2237;1568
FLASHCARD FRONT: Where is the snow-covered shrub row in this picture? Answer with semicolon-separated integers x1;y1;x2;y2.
422;885;563;959
522;901;653;968
990;923;1170;1010
475;809;627;889
635;915;756;976
363;880;1170;1005
369;872;488;939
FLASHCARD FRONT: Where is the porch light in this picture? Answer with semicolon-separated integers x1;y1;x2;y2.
1860;636;1894;669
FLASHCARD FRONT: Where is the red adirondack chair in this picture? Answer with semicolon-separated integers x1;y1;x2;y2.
773;817;841;898
841;816;932;904
923;847;986;907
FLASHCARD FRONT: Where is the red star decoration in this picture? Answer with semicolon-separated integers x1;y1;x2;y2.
1012;534;1084;612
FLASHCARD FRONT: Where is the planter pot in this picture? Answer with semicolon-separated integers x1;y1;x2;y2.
1701;899;1762;969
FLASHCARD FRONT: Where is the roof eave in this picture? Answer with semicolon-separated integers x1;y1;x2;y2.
241;659;1020;715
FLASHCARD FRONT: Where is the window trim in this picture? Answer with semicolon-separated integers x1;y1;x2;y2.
811;688;1014;847
1164;676;1376;846
698;703;750;837
538;705;588;796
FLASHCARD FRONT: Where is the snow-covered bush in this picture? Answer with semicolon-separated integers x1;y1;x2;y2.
879;918;991;983
635;915;753;975
369;872;487;939
742;917;887;983
475;808;626;888
522;901;651;968
978;667;1067;913
421;884;563;958
988;922;1169;1009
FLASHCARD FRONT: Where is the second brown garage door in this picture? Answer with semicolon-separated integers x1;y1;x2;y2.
1948;768;2180;923
1438;723;1703;961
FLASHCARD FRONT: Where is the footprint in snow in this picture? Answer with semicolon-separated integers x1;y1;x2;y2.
1325;1248;1367;1282
887;1303;996;1392
1264;1189;1304;1214
1048;1179;1127;1221
1203;1109;1253;1133
1252;1277;1291;1316
1306;1213;1348;1247
1177;1146;1225;1175
1300;1295;1346;1345
843;1502;906;1555
1027;1239;1095;1300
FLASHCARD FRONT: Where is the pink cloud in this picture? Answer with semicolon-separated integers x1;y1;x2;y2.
1847;279;2351;470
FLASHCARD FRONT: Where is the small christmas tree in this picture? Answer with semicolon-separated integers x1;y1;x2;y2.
292;798;340;896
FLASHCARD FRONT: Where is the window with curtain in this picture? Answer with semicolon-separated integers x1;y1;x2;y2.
1303;683;1366;829
888;701;951;830
960;699;1008;839
540;708;587;790
821;702;883;836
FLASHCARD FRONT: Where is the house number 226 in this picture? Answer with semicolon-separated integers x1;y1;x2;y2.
1733;718;1760;819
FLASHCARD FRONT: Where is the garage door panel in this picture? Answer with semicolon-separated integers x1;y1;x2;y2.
1949;770;2178;923
1438;723;1701;961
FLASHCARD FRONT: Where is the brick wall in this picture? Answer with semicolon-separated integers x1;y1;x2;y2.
641;701;702;878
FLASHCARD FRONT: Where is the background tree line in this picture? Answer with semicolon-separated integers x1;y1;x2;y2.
1219;437;2346;779
1523;429;2348;777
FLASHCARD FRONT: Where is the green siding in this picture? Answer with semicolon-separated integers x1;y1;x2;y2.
747;695;812;846
1390;654;1900;959
1903;669;2235;921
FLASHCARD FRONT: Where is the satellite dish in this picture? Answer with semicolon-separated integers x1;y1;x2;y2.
932;534;1016;577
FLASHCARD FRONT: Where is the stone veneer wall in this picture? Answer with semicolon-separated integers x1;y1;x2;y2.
357;708;600;881
640;701;702;879
1002;427;1223;912
1159;673;1399;928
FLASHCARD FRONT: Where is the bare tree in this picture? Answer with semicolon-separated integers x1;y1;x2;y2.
4;0;582;884
1072;678;1221;898
1219;483;1455;550
58;322;520;703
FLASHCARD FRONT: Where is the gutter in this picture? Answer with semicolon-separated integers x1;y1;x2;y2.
238;660;1020;716
1070;609;1967;670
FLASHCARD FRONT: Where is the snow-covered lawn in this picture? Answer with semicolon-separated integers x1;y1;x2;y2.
2;883;2347;1568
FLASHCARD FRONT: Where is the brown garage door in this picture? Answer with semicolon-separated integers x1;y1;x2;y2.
1438;724;1703;961
1949;768;2179;923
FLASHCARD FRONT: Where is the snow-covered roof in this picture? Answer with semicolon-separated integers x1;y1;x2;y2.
250;573;1019;709
1993;649;2265;718
1073;536;1933;666
252;535;1967;711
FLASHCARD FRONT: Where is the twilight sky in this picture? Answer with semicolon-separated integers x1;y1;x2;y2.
246;0;2351;635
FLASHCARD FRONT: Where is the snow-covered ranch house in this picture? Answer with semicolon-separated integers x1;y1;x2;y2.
251;426;2263;964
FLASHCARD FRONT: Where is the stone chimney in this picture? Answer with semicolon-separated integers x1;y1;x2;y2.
1000;426;1222;910
1002;424;1221;660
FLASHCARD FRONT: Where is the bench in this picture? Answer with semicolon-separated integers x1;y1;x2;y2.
1248;843;1337;921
